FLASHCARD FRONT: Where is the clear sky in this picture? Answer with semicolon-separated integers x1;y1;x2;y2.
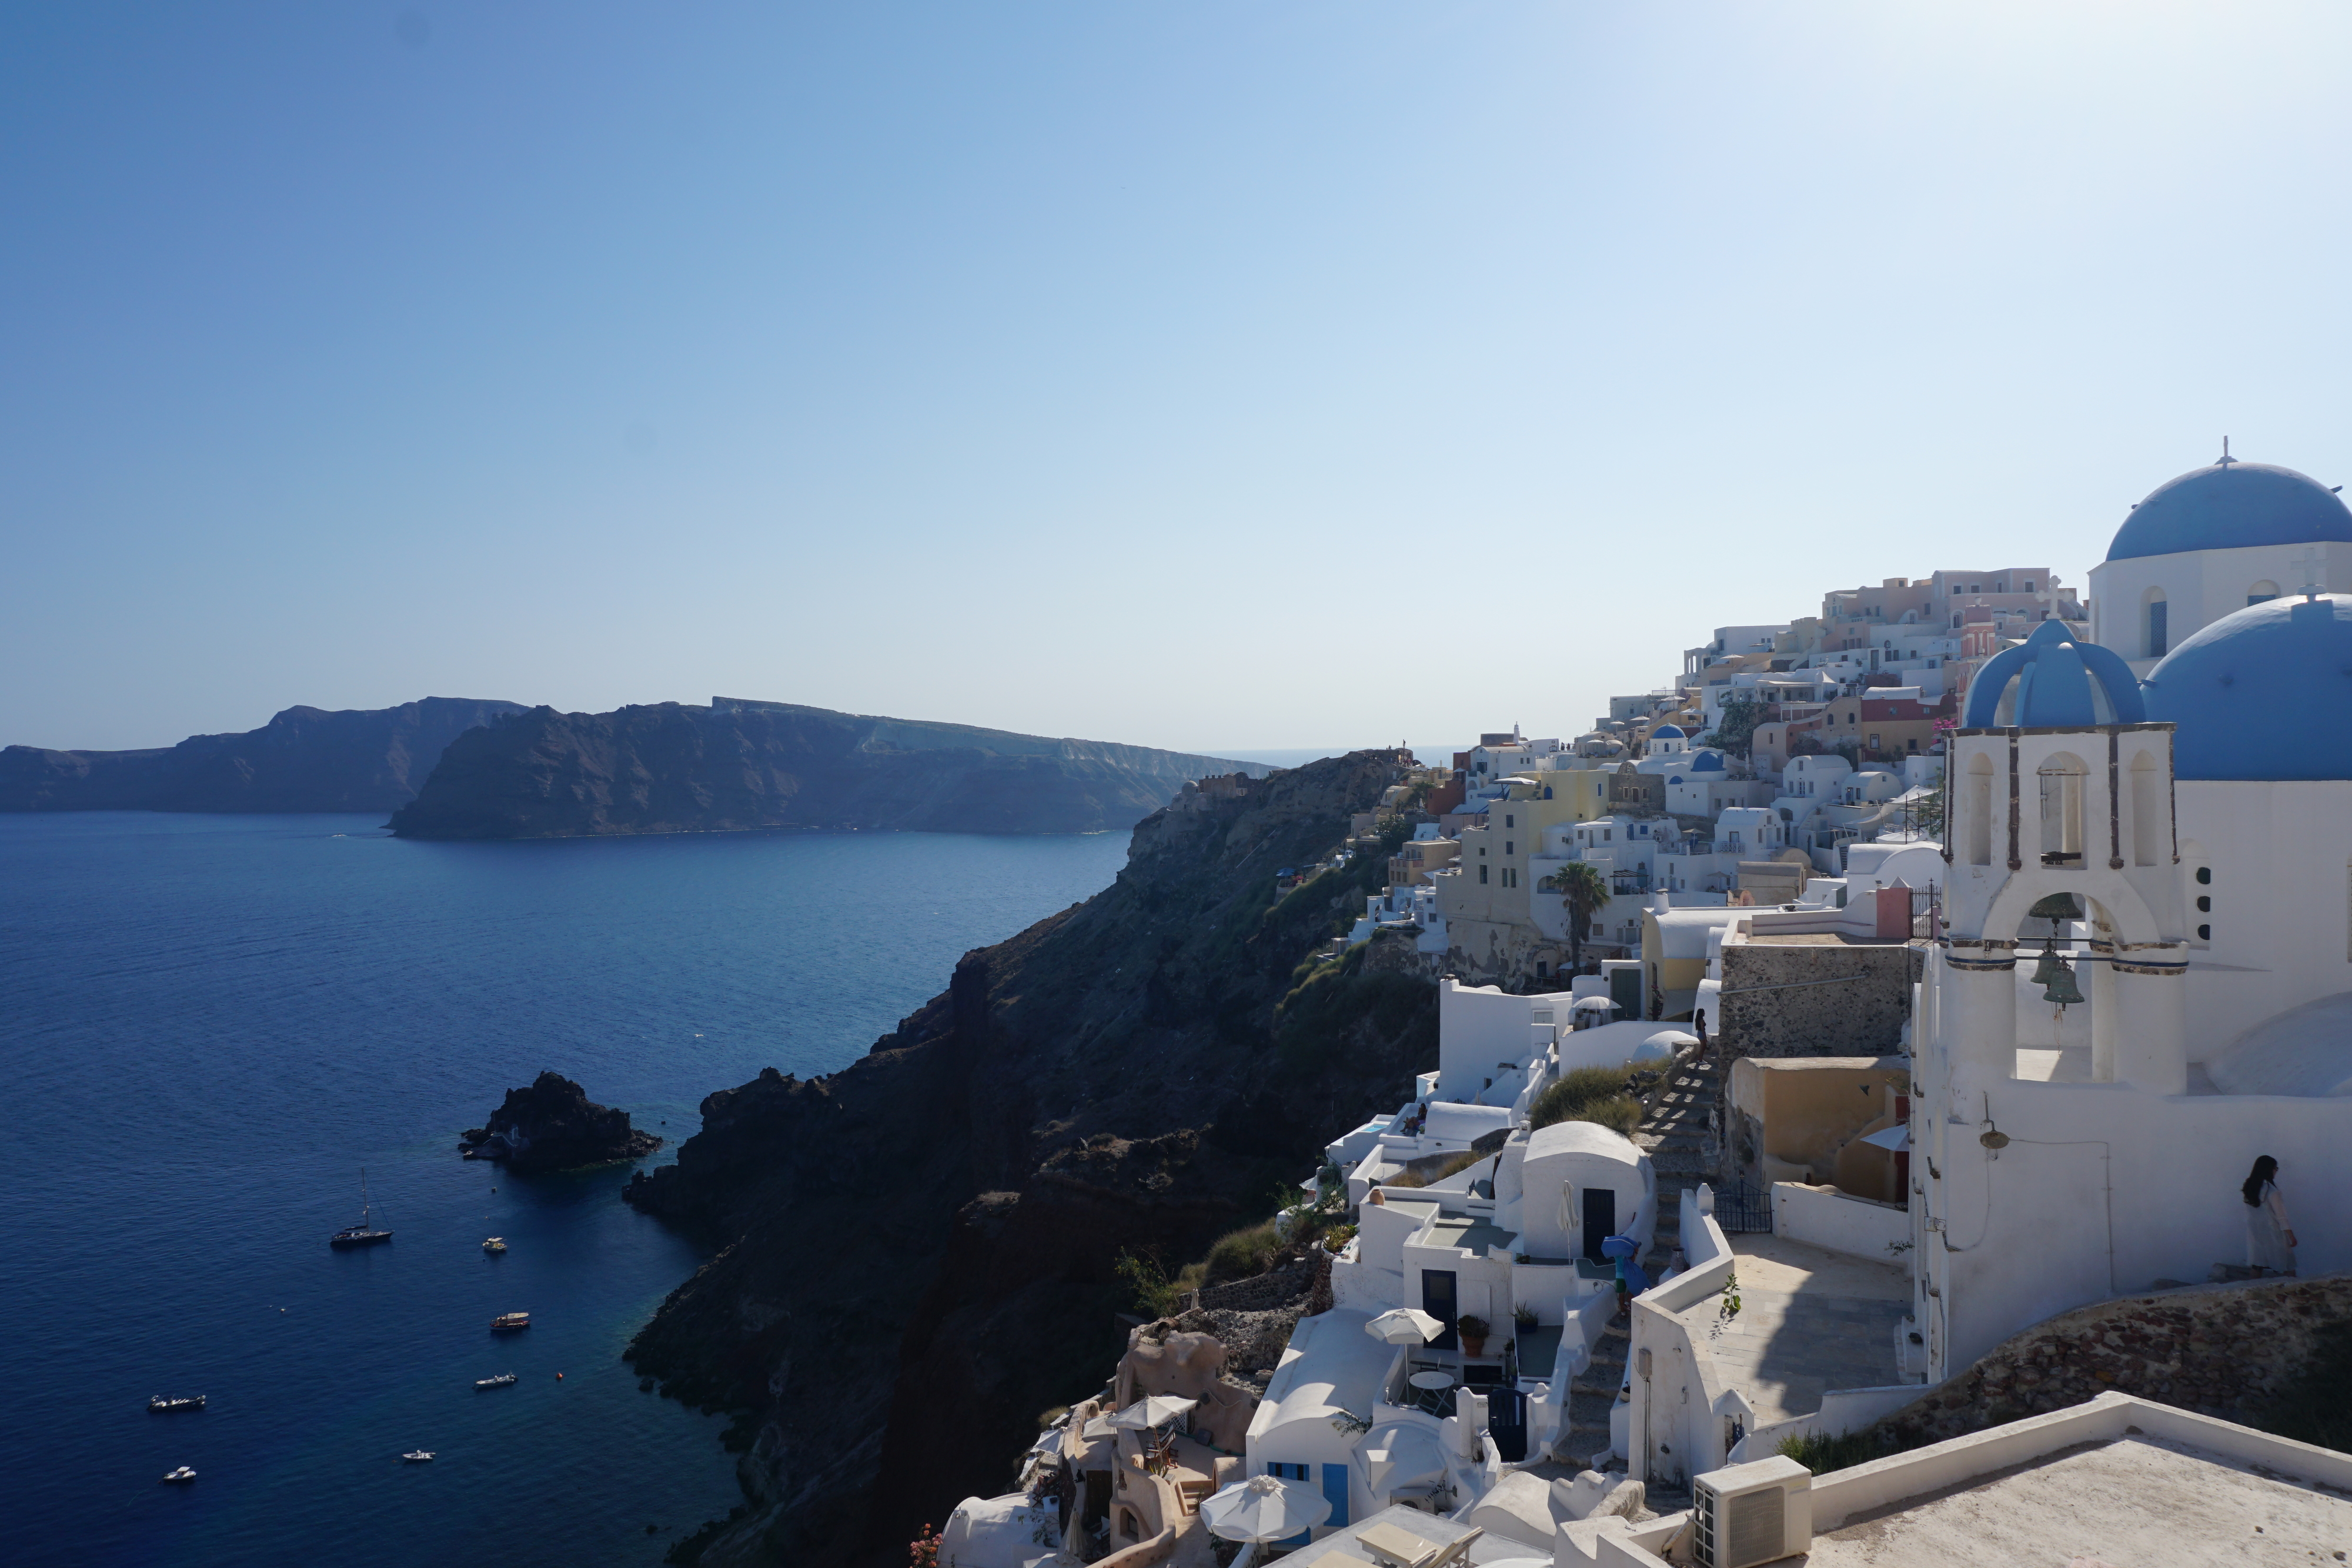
9;3;2352;755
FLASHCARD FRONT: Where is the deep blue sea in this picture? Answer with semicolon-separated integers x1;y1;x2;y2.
0;813;1131;1568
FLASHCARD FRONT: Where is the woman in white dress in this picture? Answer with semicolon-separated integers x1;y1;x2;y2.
2243;1155;2296;1276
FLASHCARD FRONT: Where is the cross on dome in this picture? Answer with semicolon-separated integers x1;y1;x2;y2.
2293;546;2325;597
2217;436;2237;468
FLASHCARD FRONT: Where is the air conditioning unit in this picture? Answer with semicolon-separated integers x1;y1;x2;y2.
1691;1454;1812;1568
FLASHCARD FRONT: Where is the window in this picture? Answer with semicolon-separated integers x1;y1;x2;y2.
1505;841;1514;855
2023;579;2036;592
1869;733;1882;749
2248;580;2280;606
2146;591;2169;658
1479;864;1488;884
1506;814;1515;828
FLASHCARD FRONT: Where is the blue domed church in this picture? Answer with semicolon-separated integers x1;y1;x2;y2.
2086;448;2352;674
1910;454;2352;1390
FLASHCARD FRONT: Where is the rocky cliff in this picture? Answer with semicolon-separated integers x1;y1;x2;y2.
0;697;527;813
619;751;1438;1566
462;1071;663;1174
388;698;1265;840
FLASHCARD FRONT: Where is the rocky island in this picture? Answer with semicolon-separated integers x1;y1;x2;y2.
462;1071;663;1174
388;697;1265;840
0;697;527;814
617;751;1432;1566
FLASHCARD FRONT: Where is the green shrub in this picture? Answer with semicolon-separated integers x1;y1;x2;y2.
1529;1062;1644;1134
1204;1221;1281;1283
1777;1427;1889;1474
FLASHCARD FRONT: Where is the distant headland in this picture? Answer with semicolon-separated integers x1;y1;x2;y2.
0;694;1267;836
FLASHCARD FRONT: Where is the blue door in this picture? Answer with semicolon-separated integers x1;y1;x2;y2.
1267;1463;1311;1547
1321;1462;1350;1529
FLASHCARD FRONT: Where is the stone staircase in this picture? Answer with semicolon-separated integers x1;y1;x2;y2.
1633;1051;1723;1276
1552;1051;1724;1473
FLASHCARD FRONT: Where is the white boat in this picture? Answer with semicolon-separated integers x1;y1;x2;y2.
162;1466;197;1484
482;1236;506;1254
474;1373;517;1389
400;1450;435;1463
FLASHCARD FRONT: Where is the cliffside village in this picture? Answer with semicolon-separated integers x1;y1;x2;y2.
928;452;2352;1568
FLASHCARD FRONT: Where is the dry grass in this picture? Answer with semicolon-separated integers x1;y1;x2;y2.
1529;1063;1643;1134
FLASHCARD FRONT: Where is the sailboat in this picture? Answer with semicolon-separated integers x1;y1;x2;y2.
329;1167;394;1248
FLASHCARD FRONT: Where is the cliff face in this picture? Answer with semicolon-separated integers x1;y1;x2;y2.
619;752;1438;1567
0;697;527;813
388;698;1265;840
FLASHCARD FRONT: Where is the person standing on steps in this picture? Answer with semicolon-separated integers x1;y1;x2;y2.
2243;1155;2296;1276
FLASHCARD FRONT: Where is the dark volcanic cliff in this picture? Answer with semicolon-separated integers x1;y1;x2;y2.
620;752;1436;1567
388;697;1265;840
0;697;527;813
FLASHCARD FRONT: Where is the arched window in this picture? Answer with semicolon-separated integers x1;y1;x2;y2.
2130;751;2163;865
2037;753;2089;866
2247;580;2280;606
2144;588;2169;658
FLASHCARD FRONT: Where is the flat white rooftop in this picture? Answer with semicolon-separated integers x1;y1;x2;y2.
1806;1432;2352;1567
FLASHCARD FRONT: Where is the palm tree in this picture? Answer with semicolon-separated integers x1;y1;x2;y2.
1541;860;1612;976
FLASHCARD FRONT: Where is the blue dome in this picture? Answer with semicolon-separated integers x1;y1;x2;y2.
1651;724;1686;739
2107;460;2352;561
1691;752;1725;773
1962;620;2147;728
2143;594;2352;780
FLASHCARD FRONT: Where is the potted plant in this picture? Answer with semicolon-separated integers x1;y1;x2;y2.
1456;1315;1490;1356
1512;1302;1537;1335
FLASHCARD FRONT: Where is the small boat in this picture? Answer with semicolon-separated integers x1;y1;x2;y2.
329;1167;393;1249
162;1466;197;1485
400;1450;435;1463
474;1373;517;1389
148;1395;206;1413
490;1311;530;1332
482;1236;506;1254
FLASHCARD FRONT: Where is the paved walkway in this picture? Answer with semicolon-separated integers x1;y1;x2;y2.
1693;1233;1911;1425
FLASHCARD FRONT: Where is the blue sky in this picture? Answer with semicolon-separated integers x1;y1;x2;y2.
9;3;2352;754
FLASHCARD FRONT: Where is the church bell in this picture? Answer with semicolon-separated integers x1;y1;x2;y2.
2039;950;2086;1008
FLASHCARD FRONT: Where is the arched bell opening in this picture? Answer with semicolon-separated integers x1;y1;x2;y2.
2035;751;2090;868
2007;890;2096;1070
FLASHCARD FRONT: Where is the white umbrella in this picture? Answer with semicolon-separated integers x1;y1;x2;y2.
1570;995;1619;1013
1081;1415;1114;1440
1362;1307;1445;1345
1200;1474;1334;1542
1859;1124;1910;1152
1108;1395;1197;1430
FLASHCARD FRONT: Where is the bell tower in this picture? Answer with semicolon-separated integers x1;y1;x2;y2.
1936;622;2189;1101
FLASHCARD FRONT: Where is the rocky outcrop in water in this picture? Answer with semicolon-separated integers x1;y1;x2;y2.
462;1072;662;1174
618;752;1438;1567
0;697;527;814
388;697;1265;840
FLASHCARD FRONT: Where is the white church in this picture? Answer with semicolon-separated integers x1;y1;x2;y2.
1915;449;2352;1381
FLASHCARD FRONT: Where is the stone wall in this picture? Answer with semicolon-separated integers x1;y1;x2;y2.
1873;1272;2352;1446
1718;940;1923;1059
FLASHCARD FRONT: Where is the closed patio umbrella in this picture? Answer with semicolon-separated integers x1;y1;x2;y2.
1362;1308;1445;1345
1107;1395;1198;1430
1200;1474;1334;1542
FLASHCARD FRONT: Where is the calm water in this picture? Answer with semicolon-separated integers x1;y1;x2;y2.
0;813;1131;1567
